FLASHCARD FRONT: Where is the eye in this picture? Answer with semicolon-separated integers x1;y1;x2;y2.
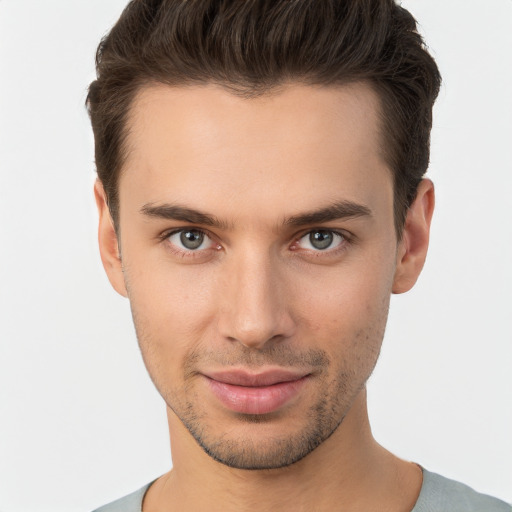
296;230;345;251
167;229;215;251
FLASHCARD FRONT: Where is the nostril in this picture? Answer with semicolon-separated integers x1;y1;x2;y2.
216;259;297;347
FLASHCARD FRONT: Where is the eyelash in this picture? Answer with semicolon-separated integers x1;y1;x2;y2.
159;227;352;259
291;229;350;257
159;228;220;258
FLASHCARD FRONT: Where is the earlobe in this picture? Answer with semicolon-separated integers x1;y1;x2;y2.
392;179;435;294
94;180;128;297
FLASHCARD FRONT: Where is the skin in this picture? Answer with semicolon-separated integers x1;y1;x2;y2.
96;82;434;511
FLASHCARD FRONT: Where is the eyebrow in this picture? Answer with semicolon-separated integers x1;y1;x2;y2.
140;199;372;229
285;200;372;227
140;203;231;230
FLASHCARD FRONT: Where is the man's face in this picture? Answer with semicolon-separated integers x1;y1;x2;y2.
108;83;402;469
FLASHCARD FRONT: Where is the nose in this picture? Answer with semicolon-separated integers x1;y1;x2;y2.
217;250;296;350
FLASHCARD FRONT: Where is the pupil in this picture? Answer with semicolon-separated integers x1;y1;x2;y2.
310;230;333;250
180;230;204;249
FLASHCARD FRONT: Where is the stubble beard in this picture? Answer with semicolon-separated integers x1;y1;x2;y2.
126;273;388;471
173;368;353;470
135;330;381;471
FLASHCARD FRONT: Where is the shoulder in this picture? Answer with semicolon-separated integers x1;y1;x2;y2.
412;468;511;512
91;482;153;512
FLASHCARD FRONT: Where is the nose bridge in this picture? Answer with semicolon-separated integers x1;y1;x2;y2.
218;246;294;349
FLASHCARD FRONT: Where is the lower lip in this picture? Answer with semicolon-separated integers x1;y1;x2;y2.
206;376;309;415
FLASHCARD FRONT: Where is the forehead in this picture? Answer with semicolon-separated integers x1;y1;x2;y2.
120;82;392;226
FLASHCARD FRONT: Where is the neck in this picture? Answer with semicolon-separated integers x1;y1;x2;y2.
144;389;422;512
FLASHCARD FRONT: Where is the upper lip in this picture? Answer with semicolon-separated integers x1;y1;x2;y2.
203;369;309;387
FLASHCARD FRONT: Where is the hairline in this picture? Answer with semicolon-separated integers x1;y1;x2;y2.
108;78;412;240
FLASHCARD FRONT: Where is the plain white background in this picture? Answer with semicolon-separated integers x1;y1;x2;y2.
0;1;511;510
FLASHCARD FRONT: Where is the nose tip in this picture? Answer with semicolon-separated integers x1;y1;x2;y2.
218;257;296;350
223;289;296;350
226;315;290;350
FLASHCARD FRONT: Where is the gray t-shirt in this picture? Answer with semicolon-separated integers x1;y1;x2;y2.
92;468;511;512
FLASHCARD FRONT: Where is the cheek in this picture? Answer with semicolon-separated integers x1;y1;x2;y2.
122;257;220;373
123;242;218;320
293;256;394;369
300;263;393;329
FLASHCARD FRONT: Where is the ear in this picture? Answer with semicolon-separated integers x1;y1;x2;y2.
94;179;128;297
392;179;435;294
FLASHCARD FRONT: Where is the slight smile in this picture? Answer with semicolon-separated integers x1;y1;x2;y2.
203;369;311;415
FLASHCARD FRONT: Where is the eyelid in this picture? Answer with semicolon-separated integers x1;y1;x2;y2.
291;228;352;252
159;226;212;241
160;226;221;254
158;226;352;257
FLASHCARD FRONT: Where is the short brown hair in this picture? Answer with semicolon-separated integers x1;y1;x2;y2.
87;0;441;236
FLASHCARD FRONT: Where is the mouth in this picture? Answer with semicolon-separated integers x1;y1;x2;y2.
202;369;311;415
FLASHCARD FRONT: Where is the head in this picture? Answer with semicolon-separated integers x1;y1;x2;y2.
87;0;440;237
88;0;440;470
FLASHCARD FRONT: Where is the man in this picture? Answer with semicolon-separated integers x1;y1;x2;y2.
87;1;510;511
